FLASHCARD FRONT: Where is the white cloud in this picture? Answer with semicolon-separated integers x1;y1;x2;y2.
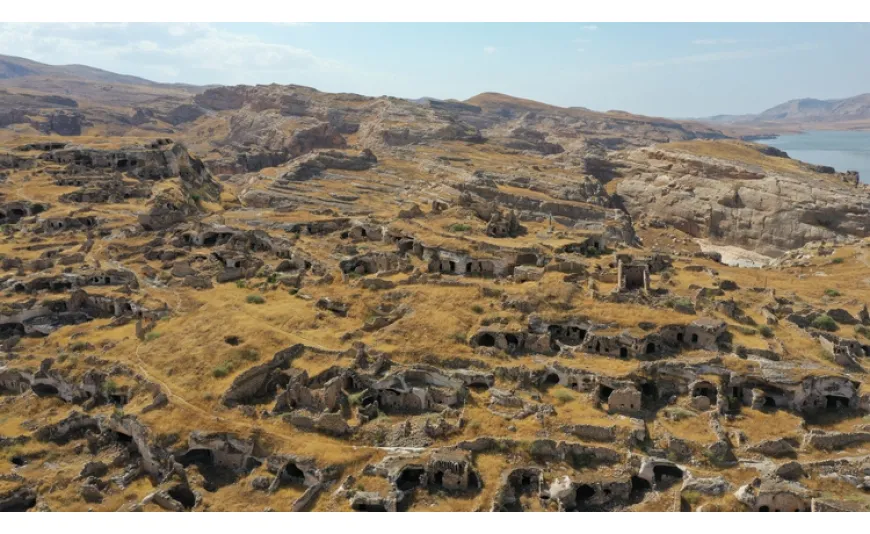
0;22;346;84
483;45;497;55
577;48;585;53
692;38;739;45
627;42;818;70
581;25;597;31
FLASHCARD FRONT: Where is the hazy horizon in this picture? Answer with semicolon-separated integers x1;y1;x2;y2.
2;22;869;118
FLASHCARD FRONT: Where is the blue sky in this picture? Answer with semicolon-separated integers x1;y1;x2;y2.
1;22;868;117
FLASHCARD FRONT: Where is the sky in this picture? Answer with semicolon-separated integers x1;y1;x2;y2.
1;22;868;118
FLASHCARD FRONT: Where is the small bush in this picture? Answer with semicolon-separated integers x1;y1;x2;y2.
811;314;838;332
246;294;266;305
856;325;870;339
103;379;118;394
832;257;845;264
552;388;575;404
236;347;260;361
347;391;365;406
235;280;247;289
663;407;696;421
144;332;162;342
470;304;485;314
758;325;774;338
666;297;693;310
824;288;842;298
448;223;471;233
69;341;91;352
212;361;235;378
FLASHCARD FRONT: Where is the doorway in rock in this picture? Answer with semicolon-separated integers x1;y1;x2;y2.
354;502;387;512
543;373;560;387
653;465;683;488
167;484;197;509
177;449;238;492
477;333;496;347
31;383;59;397
629;476;651;502
396;466;425;492
599;385;614;402
281;461;306;485
619;347;629;359
826;395;850;410
645;343;656;355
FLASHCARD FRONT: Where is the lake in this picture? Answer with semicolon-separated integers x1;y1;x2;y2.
761;130;870;183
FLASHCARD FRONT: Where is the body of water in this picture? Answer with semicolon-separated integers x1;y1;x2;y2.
760;130;870;183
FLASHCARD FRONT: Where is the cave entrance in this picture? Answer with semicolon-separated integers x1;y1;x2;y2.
575;484;595;504
167;484;196;510
645;343;656;355
477;333;496;347
826;395;850;410
177;449;237;492
280;461;306;485
354;502;387;512
653;465;684;486
31;383;59;397
396;466;425;492
599;385;614;402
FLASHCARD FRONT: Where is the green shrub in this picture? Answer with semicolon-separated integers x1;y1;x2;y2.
552;388;575;404
663;407;696;421
811;314;838;332
235;280;247;289
212;361;235;378
103;379;118;394
824;288;842;297
470;304;484;314
758;325;774;338
832;257;845;264
246;294;265;305
856;325;870;339
236;347;260;362
347;391;365;406
448;223;471;233
144;332;162;342
69;341;90;352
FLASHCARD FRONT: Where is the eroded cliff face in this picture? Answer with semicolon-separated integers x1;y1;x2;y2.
615;146;870;257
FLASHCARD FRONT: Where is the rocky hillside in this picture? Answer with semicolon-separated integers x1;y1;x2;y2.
615;140;870;257
1;58;870;513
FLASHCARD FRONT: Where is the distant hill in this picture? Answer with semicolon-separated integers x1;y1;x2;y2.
704;93;870;132
0;54;208;95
